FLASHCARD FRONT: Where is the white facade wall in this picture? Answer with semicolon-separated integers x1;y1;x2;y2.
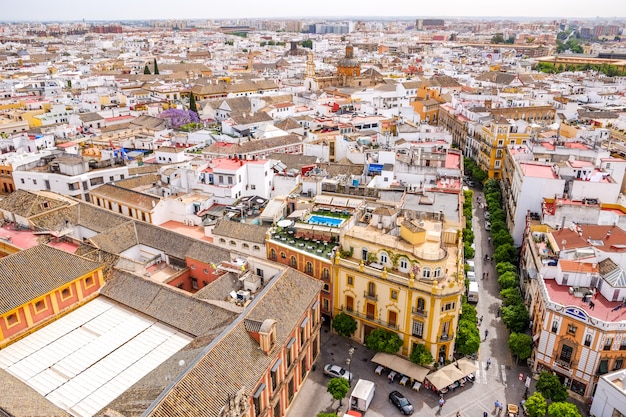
590;370;626;417
13;166;131;201
512;175;566;246
569;179;621;204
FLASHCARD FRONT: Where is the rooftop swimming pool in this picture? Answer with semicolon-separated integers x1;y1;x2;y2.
308;215;344;227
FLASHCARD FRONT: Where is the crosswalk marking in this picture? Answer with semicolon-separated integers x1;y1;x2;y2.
472;360;507;385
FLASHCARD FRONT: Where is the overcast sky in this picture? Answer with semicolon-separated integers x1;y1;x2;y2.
2;0;625;21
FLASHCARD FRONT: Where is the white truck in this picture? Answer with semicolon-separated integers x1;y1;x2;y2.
468;281;479;303
349;379;375;413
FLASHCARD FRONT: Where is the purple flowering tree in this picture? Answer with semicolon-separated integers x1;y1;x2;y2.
160;108;200;129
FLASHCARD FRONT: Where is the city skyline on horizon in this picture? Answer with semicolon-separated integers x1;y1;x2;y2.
3;0;626;23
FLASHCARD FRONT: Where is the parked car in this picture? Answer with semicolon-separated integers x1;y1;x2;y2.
323;364;352;381
465;260;475;272
485;221;491;231
389;390;414;415
484;211;490;220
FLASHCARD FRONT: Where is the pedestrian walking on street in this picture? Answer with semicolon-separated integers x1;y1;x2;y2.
482;272;485;280
486;272;489;280
479;315;483;324
456;411;461;417
484;329;489;340
484;412;488;417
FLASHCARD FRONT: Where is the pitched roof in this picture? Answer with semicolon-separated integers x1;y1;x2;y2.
143;268;322;417
273;117;302;131
100;270;238;337
0;244;102;315
0;369;70;417
0;189;71;218
78;112;105;123
203;134;302;155
212;219;269;244
131;115;168;130
89;184;161;211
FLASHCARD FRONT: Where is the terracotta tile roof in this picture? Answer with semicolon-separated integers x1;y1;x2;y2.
202;134;302;155
0;369;70;417
212;219;269;244
130;115;168;130
184;240;231;264
558;259;598;273
0;190;71;219
0;244;102;315
114;173;160;191
90;183;161;211
89;220;138;254
273;117;302;131
101;270;238;337
144;268;322;417
267;152;317;170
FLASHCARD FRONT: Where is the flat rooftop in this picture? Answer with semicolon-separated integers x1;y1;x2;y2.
543;278;626;323
519;162;558;179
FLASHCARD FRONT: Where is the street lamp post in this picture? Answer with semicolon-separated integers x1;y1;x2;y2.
347;346;355;386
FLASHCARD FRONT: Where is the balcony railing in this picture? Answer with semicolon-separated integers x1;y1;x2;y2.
341;308;398;330
363;291;378;301
411;307;428;318
555;359;571;369
439;333;454;342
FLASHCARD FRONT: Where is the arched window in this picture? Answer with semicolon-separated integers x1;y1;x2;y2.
417;298;426;312
219;238;226;244
280;251;286;259
422;267;431;278
434;267;442;278
322;268;330;279
291;256;297;268
399;258;409;272
379;251;388;264
242;243;249;249
270;248;276;260
253;245;260;251
306;262;313;273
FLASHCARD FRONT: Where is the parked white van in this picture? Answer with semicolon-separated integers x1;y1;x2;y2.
468;282;479;303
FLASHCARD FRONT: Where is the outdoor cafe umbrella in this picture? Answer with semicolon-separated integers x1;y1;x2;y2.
425;370;455;391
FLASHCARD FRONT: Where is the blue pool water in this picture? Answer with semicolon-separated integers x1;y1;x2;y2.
308;215;344;227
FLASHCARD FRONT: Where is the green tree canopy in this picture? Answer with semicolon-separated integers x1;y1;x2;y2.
143;64;151;74
332;313;357;338
492;33;506;44
409;343;434;366
317;413;338;417
508;332;532;361
327;377;350;406
365;328;403;353
492;229;514;247
501;303;530;333
494;243;518;266
153;58;159;75
525;392;547;417
301;39;313;49
498;271;519;289
500;288;523;307
536;371;568;402
548;402;581;417
189;93;198;114
496;262;517;275
456;320;481;355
